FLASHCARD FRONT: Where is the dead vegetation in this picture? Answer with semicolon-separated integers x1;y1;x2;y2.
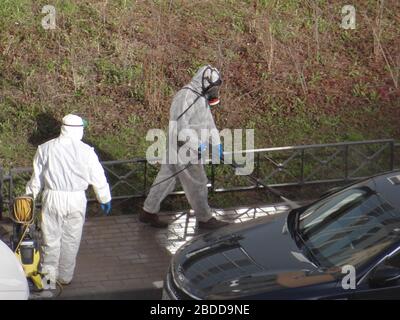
0;0;399;167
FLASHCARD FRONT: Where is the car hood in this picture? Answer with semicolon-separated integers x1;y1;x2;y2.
172;212;339;299
0;240;29;300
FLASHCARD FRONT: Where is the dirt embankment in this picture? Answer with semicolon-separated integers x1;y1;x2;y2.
0;0;399;167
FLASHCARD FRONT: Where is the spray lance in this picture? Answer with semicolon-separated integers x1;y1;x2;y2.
219;153;301;210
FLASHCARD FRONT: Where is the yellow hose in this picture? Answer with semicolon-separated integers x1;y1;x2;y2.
12;196;35;252
12;196;34;224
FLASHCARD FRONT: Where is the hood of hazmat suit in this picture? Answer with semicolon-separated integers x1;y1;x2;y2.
60;114;85;141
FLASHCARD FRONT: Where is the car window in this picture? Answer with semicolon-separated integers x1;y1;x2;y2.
386;250;400;268
298;187;400;269
300;190;366;231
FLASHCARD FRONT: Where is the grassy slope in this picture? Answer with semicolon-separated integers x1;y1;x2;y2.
0;0;399;169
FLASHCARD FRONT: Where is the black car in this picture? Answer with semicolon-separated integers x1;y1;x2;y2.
163;171;400;299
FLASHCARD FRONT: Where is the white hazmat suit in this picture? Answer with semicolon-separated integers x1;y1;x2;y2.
26;114;111;284
143;66;222;223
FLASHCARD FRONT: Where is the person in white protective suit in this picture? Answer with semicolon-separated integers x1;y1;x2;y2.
26;114;112;286
142;65;229;229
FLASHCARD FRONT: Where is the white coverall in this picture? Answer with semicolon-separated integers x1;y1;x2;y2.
143;66;221;222
26;115;111;284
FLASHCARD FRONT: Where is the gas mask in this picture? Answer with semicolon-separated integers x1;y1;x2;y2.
201;66;222;106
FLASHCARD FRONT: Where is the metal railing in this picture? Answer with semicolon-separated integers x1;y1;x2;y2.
0;139;398;218
209;139;397;192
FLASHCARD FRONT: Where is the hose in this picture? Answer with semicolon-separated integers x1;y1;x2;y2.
11;196;35;252
12;196;34;224
14;225;29;253
147;163;192;189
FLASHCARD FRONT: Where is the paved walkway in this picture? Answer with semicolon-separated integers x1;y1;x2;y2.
0;203;291;299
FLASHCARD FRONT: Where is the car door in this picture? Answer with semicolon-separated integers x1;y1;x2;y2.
352;249;400;299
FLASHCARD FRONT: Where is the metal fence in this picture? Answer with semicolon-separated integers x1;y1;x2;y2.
0;139;399;218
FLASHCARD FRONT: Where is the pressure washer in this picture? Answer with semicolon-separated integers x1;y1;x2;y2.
9;196;43;291
9;196;63;298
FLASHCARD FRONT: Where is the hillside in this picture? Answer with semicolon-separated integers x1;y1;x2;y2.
0;0;399;168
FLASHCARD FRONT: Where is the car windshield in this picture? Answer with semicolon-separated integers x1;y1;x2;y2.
298;186;400;269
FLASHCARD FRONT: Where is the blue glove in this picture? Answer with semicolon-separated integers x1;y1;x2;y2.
198;143;208;160
100;201;112;215
218;144;224;160
199;143;208;153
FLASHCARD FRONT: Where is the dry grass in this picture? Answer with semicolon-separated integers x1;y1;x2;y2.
0;0;399;167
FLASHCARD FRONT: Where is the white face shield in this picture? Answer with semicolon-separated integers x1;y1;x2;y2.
60;114;86;141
